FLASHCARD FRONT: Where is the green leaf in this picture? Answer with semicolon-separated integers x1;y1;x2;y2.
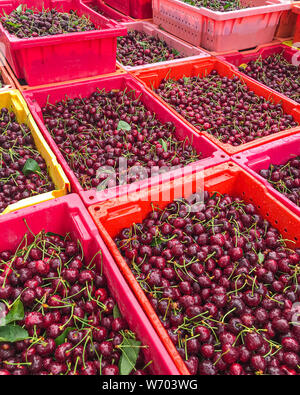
117;121;131;132
118;337;141;375
113;304;121;319
22;158;41;176
45;231;64;240
258;252;265;264
172;49;180;56
0;325;28;342
3;300;24;325
224;3;233;10
55;327;74;346
137;41;148;49
5;20;22;28
158;139;168;152
16;5;23;13
150;236;165;247
183;76;190;85
211;192;218;200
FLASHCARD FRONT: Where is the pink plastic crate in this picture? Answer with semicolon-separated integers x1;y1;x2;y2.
81;0;134;22
232;133;300;217
152;0;291;52
0;0;127;86
218;43;300;105
23;73;229;208
105;0;152;19
0;193;180;375
117;21;210;72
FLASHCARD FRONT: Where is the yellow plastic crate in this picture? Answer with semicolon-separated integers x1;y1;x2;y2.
0;89;70;215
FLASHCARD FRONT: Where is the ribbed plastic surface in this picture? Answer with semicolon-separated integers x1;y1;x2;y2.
152;0;291;51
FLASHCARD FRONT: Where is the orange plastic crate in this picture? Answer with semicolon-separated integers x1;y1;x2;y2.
132;57;300;155
88;161;300;374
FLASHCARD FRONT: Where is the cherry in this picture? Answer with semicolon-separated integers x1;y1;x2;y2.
230;363;244;375
102;364;119;375
244;331;263;352
2;8;96;38
198;360;217;375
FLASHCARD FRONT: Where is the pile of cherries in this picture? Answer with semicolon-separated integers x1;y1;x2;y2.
1;7;96;38
181;0;249;12
0;230;150;375
0;107;55;213
41;88;201;191
238;52;300;104
155;70;298;146
117;30;184;67
259;156;300;208
115;191;300;375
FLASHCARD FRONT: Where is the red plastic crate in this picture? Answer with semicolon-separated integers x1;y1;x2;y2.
0;0;127;86
132;57;300;155
218;43;300;105
0;193;180;375
88;161;300;374
105;0;152;19
81;0;134;22
23;73;229;208
232;133;300;218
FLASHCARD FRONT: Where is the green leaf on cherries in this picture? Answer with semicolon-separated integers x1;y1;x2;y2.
118;337;141;375
158;139;168;152
150;236;164;247
0;325;28;342
117;121;131;132
224;3;232;9
55;327;75;346
22;158;41;176
45;231;64;240
137;41;148;49
113;304;121;319
258;252;265;264
3;299;24;325
16;5;23;13
183;77;190;85
5;20;22;28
